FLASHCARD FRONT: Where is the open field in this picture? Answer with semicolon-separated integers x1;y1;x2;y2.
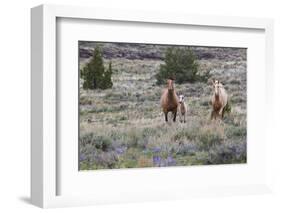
79;42;247;170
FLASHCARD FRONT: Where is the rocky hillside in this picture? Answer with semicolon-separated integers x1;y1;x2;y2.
79;41;246;61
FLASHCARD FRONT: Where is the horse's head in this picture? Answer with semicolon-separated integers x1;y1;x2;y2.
213;80;221;96
179;94;185;104
167;79;174;91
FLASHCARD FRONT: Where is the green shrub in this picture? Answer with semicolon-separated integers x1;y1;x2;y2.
198;130;223;149
172;128;197;141
226;126;247;138
82;46;113;90
156;47;208;84
94;136;112;151
80;133;112;151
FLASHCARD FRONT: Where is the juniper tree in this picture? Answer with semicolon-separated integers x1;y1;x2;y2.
82;46;113;90
156;47;201;85
100;61;113;89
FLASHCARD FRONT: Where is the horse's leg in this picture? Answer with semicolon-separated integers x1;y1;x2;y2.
222;107;225;119
219;108;224;119
179;112;182;123
165;112;168;122
211;110;214;120
173;111;177;122
184;113;186;123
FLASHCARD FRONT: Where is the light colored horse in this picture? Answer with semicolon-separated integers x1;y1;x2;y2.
178;95;187;123
211;80;228;120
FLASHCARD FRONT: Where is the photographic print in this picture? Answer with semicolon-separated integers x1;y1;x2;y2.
79;42;247;170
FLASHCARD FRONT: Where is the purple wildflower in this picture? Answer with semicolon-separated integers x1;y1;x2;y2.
79;154;86;161
153;156;162;166
167;156;176;166
116;147;125;155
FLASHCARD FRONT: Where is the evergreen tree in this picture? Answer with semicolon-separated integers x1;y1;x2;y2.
82;46;113;90
100;61;113;89
156;47;201;85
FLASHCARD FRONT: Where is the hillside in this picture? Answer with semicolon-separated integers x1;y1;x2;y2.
79;41;246;61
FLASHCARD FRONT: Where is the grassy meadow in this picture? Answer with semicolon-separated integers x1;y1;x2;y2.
79;42;247;170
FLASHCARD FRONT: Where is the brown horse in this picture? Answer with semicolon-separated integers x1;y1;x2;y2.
211;80;228;120
160;79;179;122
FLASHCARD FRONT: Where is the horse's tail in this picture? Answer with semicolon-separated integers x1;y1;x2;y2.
224;100;231;113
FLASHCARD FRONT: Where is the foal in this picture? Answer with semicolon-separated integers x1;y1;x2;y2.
178;95;187;123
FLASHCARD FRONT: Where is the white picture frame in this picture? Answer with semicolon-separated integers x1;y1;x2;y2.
31;4;274;208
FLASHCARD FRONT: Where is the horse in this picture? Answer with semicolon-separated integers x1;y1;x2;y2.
160;79;179;122
211;80;228;120
178;94;187;123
